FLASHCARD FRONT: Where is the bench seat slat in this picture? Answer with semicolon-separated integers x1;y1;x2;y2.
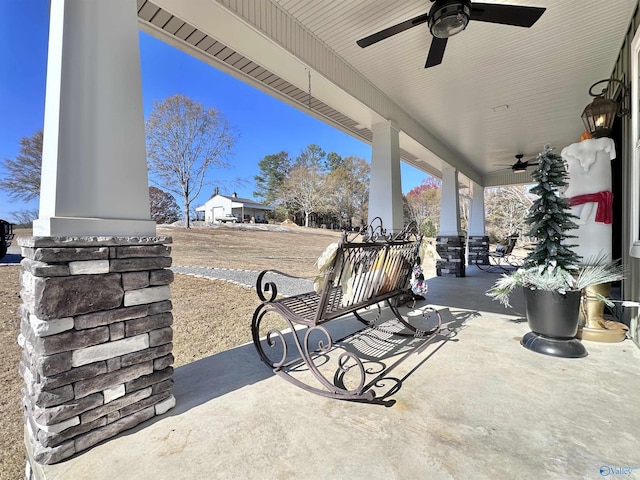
271;286;344;326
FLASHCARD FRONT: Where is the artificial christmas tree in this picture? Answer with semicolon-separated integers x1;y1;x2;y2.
523;144;580;271
487;145;624;357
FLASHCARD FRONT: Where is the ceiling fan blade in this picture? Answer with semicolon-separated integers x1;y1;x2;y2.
425;37;447;68
489;166;516;173
357;12;428;48
470;3;545;28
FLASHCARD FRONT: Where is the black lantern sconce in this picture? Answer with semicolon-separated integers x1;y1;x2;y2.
581;78;630;138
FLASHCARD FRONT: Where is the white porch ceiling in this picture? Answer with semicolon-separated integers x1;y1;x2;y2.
140;0;638;187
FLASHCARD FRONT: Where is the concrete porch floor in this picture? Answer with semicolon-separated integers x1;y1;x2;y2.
31;267;640;480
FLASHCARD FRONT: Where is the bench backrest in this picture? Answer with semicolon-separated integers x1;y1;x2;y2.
496;234;518;255
0;220;13;237
503;235;518;255
315;219;421;323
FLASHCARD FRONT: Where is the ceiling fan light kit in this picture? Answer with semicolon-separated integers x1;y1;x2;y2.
429;0;471;38
356;1;545;68
511;154;537;172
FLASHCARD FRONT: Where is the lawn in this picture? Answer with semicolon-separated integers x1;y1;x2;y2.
0;224;342;480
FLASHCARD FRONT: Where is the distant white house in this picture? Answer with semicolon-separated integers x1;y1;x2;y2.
195;192;273;223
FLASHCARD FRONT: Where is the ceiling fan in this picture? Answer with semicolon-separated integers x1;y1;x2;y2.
494;154;539;173
356;0;546;68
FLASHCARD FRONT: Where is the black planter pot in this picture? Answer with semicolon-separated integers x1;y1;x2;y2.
521;288;587;358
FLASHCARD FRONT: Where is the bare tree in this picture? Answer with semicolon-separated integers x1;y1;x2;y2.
404;177;441;236
325;156;370;228
278;145;332;227
149;187;180;224
281;164;329;227
485;185;534;241
11;209;38;227
459;186;471;233
0;130;43;201
145;94;236;228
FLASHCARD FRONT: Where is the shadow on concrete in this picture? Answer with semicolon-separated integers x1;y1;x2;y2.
424;265;527;318
59;306;478;466
170;341;273;415
359;307;474;405
56;306;480;469
0;253;22;265
161;306;475;415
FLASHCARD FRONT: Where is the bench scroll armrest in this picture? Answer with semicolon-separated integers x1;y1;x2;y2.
256;270;279;302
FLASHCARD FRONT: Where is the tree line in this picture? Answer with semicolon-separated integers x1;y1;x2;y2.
0;95;232;227
0;127;182;227
1;93;529;236
404;178;533;241
0;95;370;229
254;145;370;229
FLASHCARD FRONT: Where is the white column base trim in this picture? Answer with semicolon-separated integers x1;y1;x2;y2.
33;217;157;237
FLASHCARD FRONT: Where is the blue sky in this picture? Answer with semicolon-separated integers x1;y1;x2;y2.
0;1;427;222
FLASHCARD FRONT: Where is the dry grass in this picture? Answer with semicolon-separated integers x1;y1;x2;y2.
0;265;24;480
161;223;342;279
0;224;343;480
171;276;259;366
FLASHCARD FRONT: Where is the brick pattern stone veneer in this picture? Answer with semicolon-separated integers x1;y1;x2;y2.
467;236;489;266
18;236;175;466
435;236;466;277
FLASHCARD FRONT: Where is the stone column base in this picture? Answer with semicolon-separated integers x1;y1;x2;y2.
467;235;489;266
18;235;175;467
435;236;466;277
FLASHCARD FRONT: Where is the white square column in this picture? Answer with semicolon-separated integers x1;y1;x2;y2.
34;0;156;236
436;166;465;276
368;121;404;232
468;182;486;237
467;182;489;267
438;165;463;236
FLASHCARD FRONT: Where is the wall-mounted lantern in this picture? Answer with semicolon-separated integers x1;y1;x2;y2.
581;78;629;138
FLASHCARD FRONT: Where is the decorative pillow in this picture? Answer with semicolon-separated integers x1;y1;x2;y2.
342;273;361;306
313;242;339;293
420;239;439;261
343;269;385;306
378;249;404;294
342;249;385;305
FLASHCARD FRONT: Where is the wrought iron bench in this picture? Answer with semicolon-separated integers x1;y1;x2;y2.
0;220;15;260
251;218;442;401
474;234;522;272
